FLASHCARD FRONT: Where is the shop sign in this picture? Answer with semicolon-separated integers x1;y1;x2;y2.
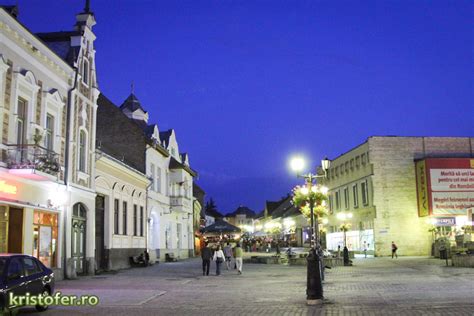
433;217;456;226
415;158;474;217
415;160;429;217
0;180;17;194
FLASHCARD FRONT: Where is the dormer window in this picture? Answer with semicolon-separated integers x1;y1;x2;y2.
82;59;89;85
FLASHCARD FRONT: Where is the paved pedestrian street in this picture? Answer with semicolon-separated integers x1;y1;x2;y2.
26;257;474;315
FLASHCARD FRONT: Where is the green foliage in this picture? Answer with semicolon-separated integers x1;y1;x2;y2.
339;223;351;232
292;185;328;220
266;226;281;235
205;198;223;218
33;128;43;145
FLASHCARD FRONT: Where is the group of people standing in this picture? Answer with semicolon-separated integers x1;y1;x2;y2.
201;242;244;276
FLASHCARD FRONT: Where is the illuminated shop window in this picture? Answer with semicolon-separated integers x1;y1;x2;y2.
33;211;58;268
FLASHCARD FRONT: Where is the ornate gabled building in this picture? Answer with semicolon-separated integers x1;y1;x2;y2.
97;91;198;262
95;94;149;271
0;2;99;278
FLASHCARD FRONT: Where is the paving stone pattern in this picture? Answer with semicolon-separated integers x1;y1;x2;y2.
29;256;474;316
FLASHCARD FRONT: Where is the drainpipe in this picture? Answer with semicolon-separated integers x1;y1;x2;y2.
144;146;153;261
63;65;79;279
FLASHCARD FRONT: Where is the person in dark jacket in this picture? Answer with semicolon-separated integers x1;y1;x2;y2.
201;243;212;276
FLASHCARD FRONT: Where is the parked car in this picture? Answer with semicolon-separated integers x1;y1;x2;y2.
0;254;55;314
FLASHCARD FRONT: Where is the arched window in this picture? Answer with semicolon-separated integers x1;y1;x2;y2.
73;203;87;219
82;59;89;85
79;130;87;172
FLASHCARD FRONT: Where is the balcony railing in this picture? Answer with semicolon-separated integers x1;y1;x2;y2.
4;144;60;176
170;196;191;210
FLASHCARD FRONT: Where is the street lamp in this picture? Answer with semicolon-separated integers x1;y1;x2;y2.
337;212;352;266
290;156;331;305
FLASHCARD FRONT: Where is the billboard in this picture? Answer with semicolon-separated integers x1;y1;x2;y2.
415;158;474;217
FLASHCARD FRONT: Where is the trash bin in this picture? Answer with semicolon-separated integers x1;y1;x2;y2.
439;249;447;260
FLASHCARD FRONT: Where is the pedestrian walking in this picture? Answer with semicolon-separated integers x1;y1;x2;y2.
213;245;225;275
391;241;398;259
223;242;233;270
363;241;368;258
201;243;212;276
234;243;243;274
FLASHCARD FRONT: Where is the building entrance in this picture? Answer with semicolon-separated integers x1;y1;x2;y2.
95;195;107;271
72;203;87;275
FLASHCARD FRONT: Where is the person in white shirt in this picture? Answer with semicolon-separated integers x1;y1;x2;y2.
213;245;225;276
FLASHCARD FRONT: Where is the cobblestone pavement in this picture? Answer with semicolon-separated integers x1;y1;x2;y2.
20;256;474;315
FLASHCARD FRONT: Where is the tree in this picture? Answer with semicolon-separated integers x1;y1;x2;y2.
204;197;223;219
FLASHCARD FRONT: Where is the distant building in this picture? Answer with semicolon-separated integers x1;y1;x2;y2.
224;205;256;230
192;183;206;255
254;196;307;246
322;136;474;257
203;203;223;227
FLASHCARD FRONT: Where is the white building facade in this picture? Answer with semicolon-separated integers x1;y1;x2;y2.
0;5;99;279
95;150;148;270
112;94;197;262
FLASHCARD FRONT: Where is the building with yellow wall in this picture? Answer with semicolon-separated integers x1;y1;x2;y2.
323;136;473;257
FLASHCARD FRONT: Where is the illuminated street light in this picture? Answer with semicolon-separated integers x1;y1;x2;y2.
290;156;306;174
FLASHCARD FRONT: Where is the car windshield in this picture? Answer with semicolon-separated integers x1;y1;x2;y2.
0;258;6;277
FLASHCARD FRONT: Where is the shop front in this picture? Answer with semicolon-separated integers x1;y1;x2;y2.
0;173;65;275
326;229;374;252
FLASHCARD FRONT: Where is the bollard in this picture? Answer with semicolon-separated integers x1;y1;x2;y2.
343;246;350;266
307;248;323;305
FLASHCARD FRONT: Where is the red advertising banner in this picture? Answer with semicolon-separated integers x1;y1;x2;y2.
416;158;474;217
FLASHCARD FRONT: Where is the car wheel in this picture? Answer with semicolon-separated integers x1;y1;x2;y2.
35;288;51;312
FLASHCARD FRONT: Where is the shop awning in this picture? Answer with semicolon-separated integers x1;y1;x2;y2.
200;219;241;234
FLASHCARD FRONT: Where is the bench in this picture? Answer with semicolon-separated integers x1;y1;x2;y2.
129;255;149;267
323;257;343;268
165;253;177;262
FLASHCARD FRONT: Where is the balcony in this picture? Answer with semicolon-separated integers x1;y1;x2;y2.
3;144;60;178
170;195;191;212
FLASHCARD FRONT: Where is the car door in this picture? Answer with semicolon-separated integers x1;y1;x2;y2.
4;257;27;309
22;257;44;295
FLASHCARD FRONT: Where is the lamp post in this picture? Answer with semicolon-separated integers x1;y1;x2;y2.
337;212;352;266
290;156;330;305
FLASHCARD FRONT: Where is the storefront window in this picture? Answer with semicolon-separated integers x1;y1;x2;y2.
33;211;58;268
0;206;7;253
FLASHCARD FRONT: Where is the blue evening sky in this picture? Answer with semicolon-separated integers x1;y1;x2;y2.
10;0;473;213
